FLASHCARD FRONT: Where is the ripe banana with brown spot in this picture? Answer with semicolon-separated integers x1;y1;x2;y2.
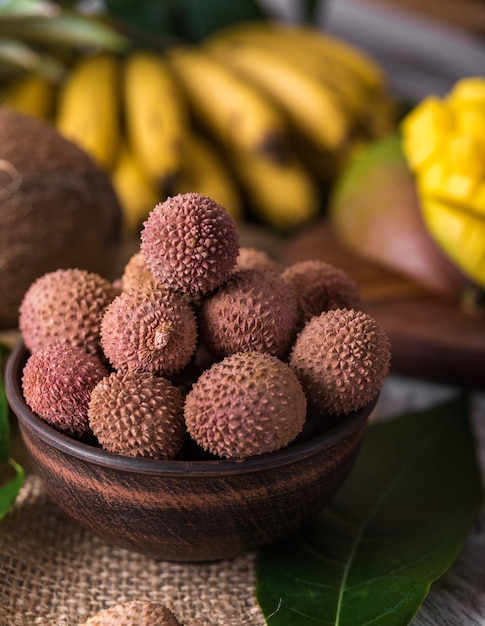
204;35;350;153
122;50;189;187
172;130;243;222
229;149;320;232
56;53;121;171
111;141;161;235
207;21;386;95
206;24;367;127
166;45;288;162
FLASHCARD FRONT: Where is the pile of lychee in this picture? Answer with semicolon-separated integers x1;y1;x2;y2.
19;193;391;462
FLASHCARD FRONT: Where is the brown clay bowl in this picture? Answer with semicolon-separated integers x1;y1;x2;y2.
5;342;375;562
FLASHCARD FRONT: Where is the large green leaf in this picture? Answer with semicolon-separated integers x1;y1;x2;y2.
1;10;131;51
256;395;483;625
0;459;24;520
0;344;10;463
0;344;24;520
174;0;268;43
104;0;268;44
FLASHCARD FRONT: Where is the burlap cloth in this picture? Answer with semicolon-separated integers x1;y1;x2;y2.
1;377;484;626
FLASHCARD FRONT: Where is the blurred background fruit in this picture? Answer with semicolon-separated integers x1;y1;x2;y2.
328;77;485;310
0;107;122;329
1;0;484;362
328;135;470;299
0;0;399;238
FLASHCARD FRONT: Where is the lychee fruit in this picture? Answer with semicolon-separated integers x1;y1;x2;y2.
289;308;391;416
282;259;363;329
19;268;117;357
83;601;181;626
234;247;279;274
88;370;186;460
184;351;307;459
22;343;108;437
100;284;197;377
198;268;298;359
140;193;239;296
120;250;158;293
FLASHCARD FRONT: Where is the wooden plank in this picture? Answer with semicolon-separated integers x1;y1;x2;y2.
361;0;485;37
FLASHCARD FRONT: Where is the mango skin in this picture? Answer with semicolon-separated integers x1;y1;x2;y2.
328;134;468;299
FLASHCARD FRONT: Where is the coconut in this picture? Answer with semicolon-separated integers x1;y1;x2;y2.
0;107;122;329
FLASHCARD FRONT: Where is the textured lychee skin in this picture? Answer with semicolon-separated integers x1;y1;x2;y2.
88;370;186;460
289;308;391;415
100;284;197;377
184;351;307;459
282;260;363;329
140;193;240;296
234;247;279;274
83;600;181;626
121;250;158;293
19;268;117;357
22;343;108;437
198;268;298;359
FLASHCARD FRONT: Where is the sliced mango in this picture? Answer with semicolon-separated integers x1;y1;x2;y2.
420;196;485;288
400;96;454;171
453;104;485;142
444;133;485;178
401;77;485;287
447;76;485;106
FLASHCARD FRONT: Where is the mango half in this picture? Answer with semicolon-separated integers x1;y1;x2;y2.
401;77;485;290
328;134;468;299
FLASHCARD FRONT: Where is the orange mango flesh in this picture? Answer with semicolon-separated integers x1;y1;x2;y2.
400;77;485;287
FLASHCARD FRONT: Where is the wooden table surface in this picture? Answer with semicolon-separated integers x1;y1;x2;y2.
366;0;485;37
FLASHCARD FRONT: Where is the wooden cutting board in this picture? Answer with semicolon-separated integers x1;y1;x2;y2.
283;220;485;391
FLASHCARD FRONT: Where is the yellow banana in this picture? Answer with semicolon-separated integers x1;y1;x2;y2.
56;53;121;171
166;45;288;161
111;141;162;235
0;72;56;119
123;50;189;186
207;21;386;94
205;37;349;153
206;24;371;125
420;196;485;288
230;150;320;232
173;130;243;221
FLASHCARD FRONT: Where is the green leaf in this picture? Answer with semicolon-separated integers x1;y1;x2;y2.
0;37;65;80
0;459;24;520
0;343;24;520
174;0;268;43
103;0;179;42
300;0;321;23
0;343;11;462
0;0;58;19
256;395;483;626
1;10;131;52
104;0;268;44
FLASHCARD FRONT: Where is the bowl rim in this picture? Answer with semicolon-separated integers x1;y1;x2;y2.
5;341;374;477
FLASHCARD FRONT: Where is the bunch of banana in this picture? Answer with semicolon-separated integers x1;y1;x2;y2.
56;53;122;172
0;20;396;234
164;21;396;231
